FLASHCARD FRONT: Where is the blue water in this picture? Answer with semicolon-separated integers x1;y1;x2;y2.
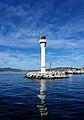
0;72;84;120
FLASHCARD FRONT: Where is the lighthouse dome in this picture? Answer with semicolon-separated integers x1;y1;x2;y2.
41;36;46;39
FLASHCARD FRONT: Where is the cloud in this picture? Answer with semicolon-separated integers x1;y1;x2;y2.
0;0;84;49
0;0;84;69
46;51;84;68
0;50;40;69
47;39;84;50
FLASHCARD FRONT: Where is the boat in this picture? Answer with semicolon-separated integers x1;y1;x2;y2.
65;68;82;75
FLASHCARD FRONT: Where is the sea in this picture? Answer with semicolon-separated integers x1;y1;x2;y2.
0;72;84;120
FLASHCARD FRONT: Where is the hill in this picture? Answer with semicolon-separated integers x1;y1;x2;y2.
0;68;27;72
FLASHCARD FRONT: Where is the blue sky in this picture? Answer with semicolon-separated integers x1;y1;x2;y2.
0;0;84;70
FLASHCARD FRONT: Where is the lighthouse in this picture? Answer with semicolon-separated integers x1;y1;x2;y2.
39;36;47;73
25;36;68;79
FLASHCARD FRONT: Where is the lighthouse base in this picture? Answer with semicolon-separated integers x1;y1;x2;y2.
41;66;46;73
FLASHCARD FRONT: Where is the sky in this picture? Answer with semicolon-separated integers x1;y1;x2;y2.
0;0;84;70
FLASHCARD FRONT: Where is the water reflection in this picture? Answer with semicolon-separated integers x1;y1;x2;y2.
37;79;48;117
68;74;73;78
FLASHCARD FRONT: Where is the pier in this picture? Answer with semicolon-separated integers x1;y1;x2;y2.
25;71;68;79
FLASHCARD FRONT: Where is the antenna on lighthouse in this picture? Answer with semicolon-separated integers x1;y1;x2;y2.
49;62;52;70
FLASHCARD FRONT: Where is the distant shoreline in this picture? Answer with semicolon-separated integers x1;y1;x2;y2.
0;71;26;72
0;68;28;72
0;67;83;72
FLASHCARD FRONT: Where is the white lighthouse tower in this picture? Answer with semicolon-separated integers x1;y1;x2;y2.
39;36;47;73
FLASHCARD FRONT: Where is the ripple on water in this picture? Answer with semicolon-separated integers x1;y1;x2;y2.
0;73;84;119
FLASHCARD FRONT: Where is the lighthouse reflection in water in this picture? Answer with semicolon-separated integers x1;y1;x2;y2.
37;80;48;117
